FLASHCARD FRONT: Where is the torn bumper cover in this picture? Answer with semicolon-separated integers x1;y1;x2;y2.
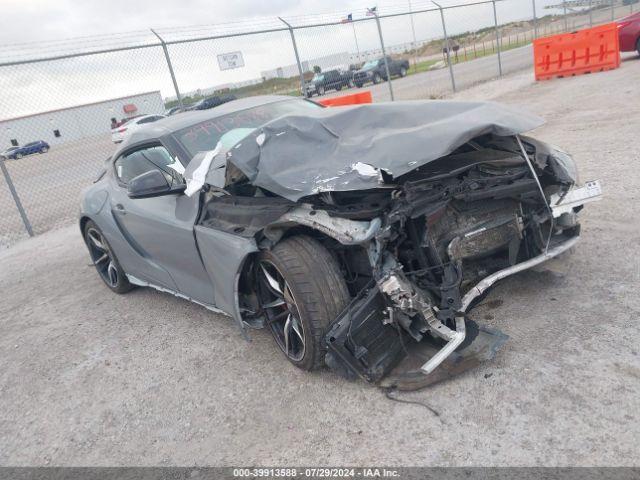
324;234;579;389
322;179;600;388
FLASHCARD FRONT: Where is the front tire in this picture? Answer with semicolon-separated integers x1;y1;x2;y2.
373;73;381;84
399;66;407;77
318;85;325;95
40;147;49;154
256;235;350;371
15;153;22;159
84;220;132;294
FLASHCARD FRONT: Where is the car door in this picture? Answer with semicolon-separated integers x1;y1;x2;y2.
109;142;216;305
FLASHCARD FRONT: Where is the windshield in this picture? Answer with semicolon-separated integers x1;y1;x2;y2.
176;99;322;158
362;60;378;69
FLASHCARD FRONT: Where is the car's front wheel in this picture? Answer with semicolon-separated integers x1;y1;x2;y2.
317;85;325;95
399;66;407;77
256;235;350;371
84;220;132;294
373;73;381;84
40;147;49;154
15;153;22;159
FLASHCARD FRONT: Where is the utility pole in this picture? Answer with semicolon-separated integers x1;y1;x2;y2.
151;29;183;110
351;22;361;62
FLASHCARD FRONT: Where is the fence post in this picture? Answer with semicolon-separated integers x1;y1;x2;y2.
610;0;615;21
408;0;419;73
278;18;306;97
151;29;183;110
562;0;568;31
371;10;395;101
492;0;503;77
433;1;456;92
0;157;33;237
532;0;538;38
589;0;593;27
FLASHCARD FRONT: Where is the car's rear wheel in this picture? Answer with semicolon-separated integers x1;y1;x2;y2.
318;85;325;95
348;79;355;88
400;66;407;77
256;235;350;371
40;147;48;154
336;85;342;91
84;220;132;294
373;73;381;84
15;153;22;159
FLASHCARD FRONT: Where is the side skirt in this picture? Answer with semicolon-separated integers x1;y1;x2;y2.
126;274;231;318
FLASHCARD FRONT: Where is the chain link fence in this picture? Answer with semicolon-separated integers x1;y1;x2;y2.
0;0;635;248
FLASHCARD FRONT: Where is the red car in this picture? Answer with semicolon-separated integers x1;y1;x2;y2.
618;11;640;54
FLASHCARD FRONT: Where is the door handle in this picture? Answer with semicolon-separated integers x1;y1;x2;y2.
114;203;126;214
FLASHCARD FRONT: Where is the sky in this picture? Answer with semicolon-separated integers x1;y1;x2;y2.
0;0;562;119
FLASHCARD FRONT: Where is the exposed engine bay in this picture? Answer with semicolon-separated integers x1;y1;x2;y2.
195;130;601;387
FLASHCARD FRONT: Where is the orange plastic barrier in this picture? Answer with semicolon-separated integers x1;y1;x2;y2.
317;91;373;107
533;23;620;81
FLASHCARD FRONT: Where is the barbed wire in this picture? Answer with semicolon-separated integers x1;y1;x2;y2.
0;0;508;65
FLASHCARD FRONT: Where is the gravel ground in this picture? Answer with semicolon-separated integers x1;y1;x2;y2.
1;54;639;467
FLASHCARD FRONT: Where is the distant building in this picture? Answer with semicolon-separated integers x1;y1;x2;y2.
0;91;164;148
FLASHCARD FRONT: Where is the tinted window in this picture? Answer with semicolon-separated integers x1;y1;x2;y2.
114;145;183;186
176;99;322;158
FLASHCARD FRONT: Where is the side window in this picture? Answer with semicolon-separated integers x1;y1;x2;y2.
137;116;155;124
114;145;184;187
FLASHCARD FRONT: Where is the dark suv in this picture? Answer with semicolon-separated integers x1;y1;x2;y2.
303;69;354;97
353;56;410;87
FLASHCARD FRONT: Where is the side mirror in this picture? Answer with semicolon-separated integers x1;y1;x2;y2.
127;169;185;199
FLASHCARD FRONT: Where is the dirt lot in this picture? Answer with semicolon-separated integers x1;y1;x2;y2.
1;55;639;467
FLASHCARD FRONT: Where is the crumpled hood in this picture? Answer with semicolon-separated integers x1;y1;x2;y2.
215;100;545;201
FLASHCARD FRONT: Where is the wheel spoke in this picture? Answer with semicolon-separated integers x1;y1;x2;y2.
291;316;304;343
88;230;105;251
94;253;109;265
107;261;118;286
265;309;289;326
263;298;286;308
260;265;283;295
283;315;292;356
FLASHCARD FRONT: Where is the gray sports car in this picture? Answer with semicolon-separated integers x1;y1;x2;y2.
80;95;601;387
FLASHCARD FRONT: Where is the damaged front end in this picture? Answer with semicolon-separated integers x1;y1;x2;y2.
190;100;602;387
296;135;600;388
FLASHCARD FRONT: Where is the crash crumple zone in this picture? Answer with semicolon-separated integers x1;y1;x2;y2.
189;100;602;388
82;96;602;389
